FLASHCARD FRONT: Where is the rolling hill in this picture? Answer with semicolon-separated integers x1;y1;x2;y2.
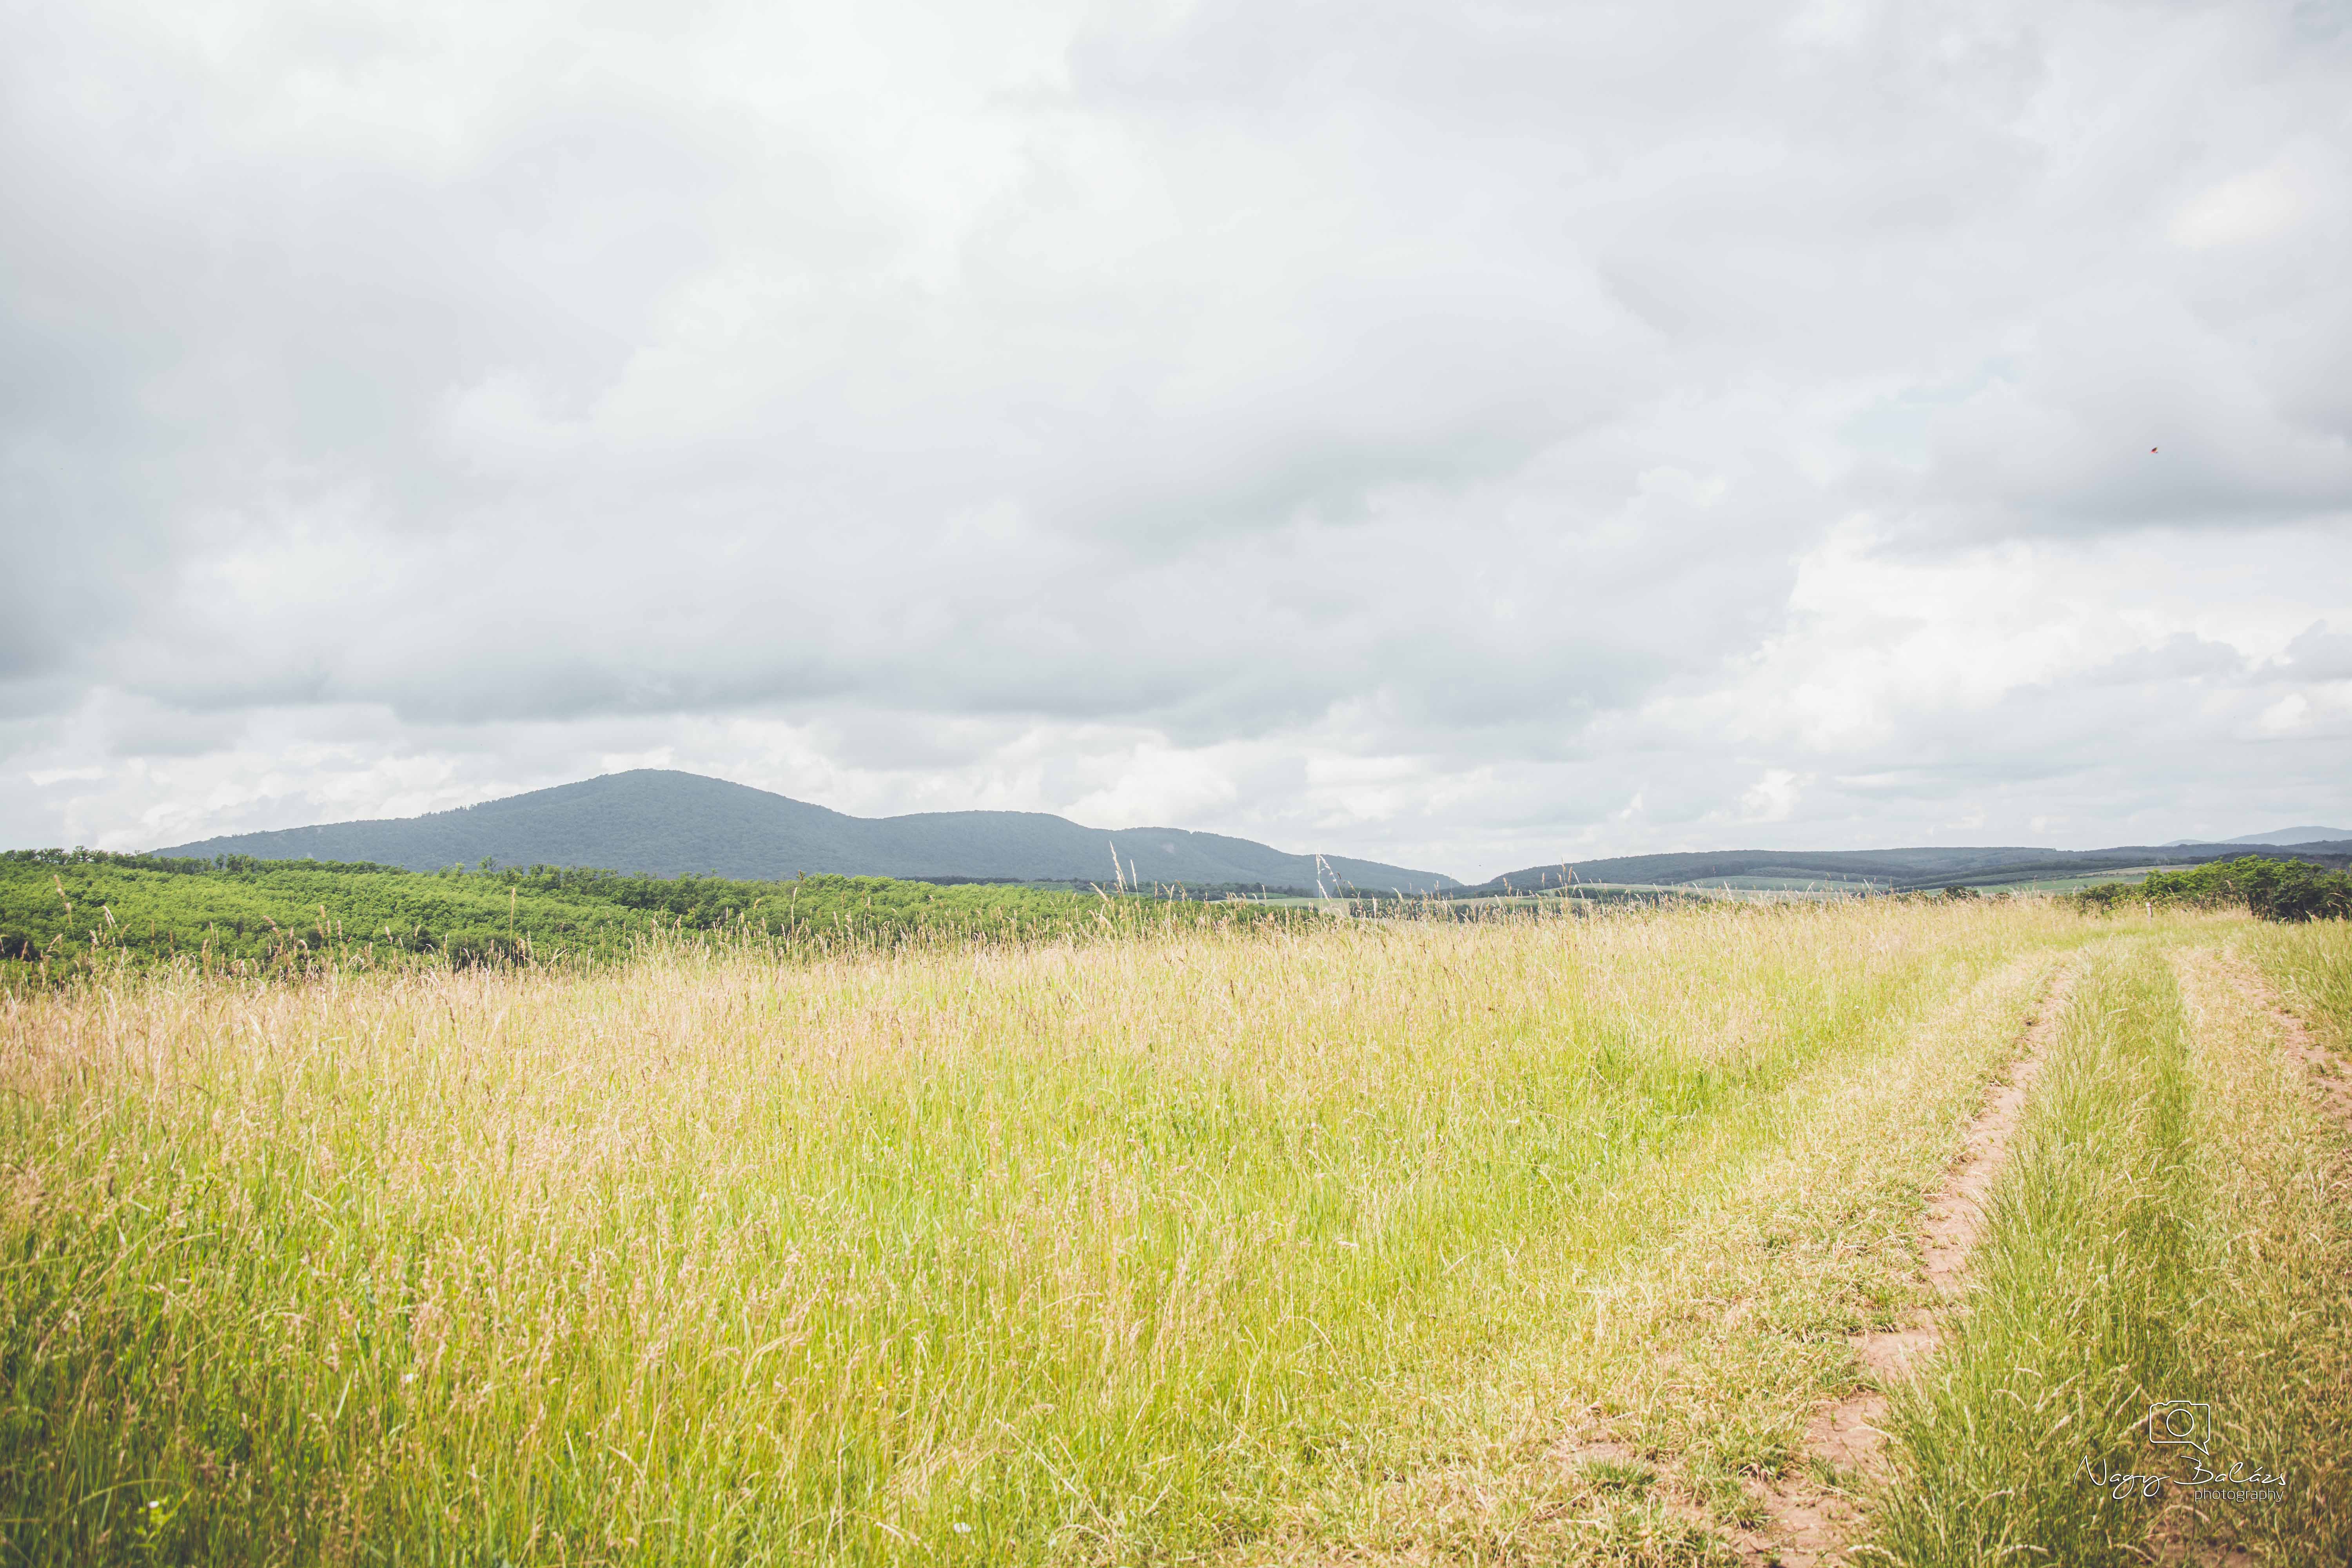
153;770;1460;894
1456;837;2352;897
2222;826;2352;845
146;774;2348;902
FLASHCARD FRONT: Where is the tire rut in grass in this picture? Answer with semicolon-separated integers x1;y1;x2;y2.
2216;957;2352;1138
1738;960;2080;1568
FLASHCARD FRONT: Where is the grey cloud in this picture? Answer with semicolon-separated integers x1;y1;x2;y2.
2281;624;2352;680
2;0;2348;867
2080;634;2254;687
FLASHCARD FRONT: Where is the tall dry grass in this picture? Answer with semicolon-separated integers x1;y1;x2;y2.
1862;933;2352;1565
0;900;2122;1563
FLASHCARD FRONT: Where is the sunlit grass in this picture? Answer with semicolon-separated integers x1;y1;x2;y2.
1861;931;2352;1566
2259;917;2352;1046
2;901;2338;1565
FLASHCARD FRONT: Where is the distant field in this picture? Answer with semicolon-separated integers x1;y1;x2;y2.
1468;870;2167;900
3;902;2346;1564
1975;867;2162;894
1451;879;1868;904
0;851;1283;978
1684;875;1871;893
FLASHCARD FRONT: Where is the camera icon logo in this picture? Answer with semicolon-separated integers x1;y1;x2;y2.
2149;1401;2211;1454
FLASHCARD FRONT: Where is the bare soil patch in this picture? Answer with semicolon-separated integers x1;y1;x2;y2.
2151;952;2337;1568
1737;961;2079;1566
2217;959;2352;1138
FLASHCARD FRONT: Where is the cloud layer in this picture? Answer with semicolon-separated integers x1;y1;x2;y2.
4;0;2347;878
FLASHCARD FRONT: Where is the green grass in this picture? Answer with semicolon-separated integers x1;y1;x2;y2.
0;900;2071;1565
2259;919;2352;1046
0;851;1276;979
2;902;2344;1565
1861;933;2352;1565
1975;869;2156;895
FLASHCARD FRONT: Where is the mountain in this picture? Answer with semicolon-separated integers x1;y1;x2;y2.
152;770;1459;894
2222;827;2352;846
2161;828;2352;847
1457;839;2352;897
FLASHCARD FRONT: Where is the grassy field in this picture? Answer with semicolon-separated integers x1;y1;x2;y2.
0;852;1280;978
2;900;2346;1565
1947;868;2159;895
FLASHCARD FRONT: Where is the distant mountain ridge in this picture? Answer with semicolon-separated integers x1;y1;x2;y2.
149;776;2349;899
2161;827;2352;846
1459;837;2352;897
153;770;1460;894
2220;826;2352;846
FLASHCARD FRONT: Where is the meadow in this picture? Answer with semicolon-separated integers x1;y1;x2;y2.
0;852;1279;976
1;898;2346;1565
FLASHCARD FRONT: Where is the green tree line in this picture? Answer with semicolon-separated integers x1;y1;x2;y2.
0;850;1291;982
2073;855;2352;921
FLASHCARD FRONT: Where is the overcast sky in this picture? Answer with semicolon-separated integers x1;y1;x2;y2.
4;0;2348;880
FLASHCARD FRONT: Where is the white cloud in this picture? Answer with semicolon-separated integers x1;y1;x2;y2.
1741;768;1809;823
2171;164;2311;249
2;0;2348;878
2258;693;2310;735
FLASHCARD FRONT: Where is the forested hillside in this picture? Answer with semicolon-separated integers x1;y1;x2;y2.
156;770;1456;893
1460;838;2352;896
